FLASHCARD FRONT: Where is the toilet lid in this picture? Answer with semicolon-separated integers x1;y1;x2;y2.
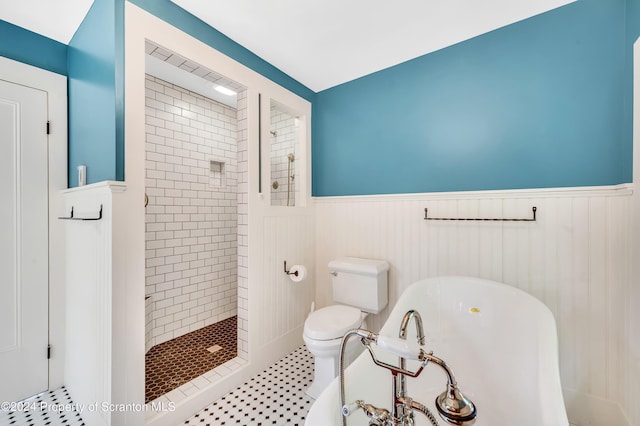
304;305;362;341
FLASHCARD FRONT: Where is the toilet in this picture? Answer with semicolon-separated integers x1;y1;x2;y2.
303;257;389;399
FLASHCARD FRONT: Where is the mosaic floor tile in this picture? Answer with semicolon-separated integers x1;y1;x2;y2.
183;346;315;426
1;342;315;426
146;316;237;403
0;387;85;426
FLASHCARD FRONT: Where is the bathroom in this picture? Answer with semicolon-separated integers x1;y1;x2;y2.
0;0;639;425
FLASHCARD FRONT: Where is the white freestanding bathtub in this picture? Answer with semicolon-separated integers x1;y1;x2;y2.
306;276;568;426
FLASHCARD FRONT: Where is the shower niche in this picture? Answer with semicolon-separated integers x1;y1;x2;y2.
210;160;226;188
270;100;300;207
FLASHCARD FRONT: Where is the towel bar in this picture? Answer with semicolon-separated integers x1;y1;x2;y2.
424;206;536;222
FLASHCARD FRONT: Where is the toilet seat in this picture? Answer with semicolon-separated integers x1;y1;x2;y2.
304;305;362;341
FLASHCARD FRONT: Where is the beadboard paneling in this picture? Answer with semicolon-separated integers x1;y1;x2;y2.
314;185;631;424
63;183;125;426
259;213;315;346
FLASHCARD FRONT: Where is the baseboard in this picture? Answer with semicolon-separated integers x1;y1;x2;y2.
621;356;640;426
255;325;305;370
563;388;630;426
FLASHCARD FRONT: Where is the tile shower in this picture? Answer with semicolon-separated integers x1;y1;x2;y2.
270;105;299;207
144;74;239;401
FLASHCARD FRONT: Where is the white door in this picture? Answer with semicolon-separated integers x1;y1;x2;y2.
0;79;49;402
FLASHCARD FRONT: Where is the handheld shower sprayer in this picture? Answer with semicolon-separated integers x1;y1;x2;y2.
285;152;295;206
375;334;424;360
351;328;425;363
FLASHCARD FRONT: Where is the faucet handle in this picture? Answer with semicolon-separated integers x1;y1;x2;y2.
341;402;360;417
354;400;391;425
376;335;424;360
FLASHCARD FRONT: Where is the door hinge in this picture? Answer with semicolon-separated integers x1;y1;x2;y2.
47;344;51;359
46;121;50;135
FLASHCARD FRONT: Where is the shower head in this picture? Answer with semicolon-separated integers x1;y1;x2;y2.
287;153;295;162
270;130;278;136
435;384;477;426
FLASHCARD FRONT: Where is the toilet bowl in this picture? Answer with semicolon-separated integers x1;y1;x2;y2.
303;305;367;399
303;257;389;399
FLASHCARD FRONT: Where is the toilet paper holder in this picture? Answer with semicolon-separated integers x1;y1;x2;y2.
283;260;299;276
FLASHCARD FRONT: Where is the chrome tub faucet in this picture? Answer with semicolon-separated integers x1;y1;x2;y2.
339;310;477;426
397;310;425;422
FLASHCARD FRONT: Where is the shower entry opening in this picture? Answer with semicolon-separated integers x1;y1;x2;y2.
143;41;248;403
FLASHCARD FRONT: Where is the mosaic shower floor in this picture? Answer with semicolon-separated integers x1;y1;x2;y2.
146;316;237;403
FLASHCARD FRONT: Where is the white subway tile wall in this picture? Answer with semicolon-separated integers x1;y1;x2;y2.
270;106;298;206
145;75;238;347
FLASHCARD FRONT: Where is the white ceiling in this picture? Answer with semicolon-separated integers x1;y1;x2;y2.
170;0;575;92
1;0;574;92
0;0;93;44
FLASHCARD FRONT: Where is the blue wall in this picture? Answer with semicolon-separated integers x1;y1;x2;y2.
65;0;313;186
4;0;637;193
67;0;125;186
4;0;314;187
313;0;632;196
0;20;67;75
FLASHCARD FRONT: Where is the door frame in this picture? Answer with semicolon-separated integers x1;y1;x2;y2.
126;4;313;424
0;56;68;391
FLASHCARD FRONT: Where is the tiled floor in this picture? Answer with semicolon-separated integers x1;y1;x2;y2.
1;347;582;426
0;387;85;426
183;346;315;426
146;316;238;403
2;345;314;426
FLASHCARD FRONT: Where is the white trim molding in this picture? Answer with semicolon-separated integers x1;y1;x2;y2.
62;181;127;426
0;55;68;392
126;4;314;424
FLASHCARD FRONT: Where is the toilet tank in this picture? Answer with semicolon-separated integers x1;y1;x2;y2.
329;257;389;314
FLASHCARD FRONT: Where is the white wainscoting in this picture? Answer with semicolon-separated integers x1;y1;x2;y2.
629;39;640;426
314;185;632;426
62;183;123;426
259;213;315;348
62;181;146;426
